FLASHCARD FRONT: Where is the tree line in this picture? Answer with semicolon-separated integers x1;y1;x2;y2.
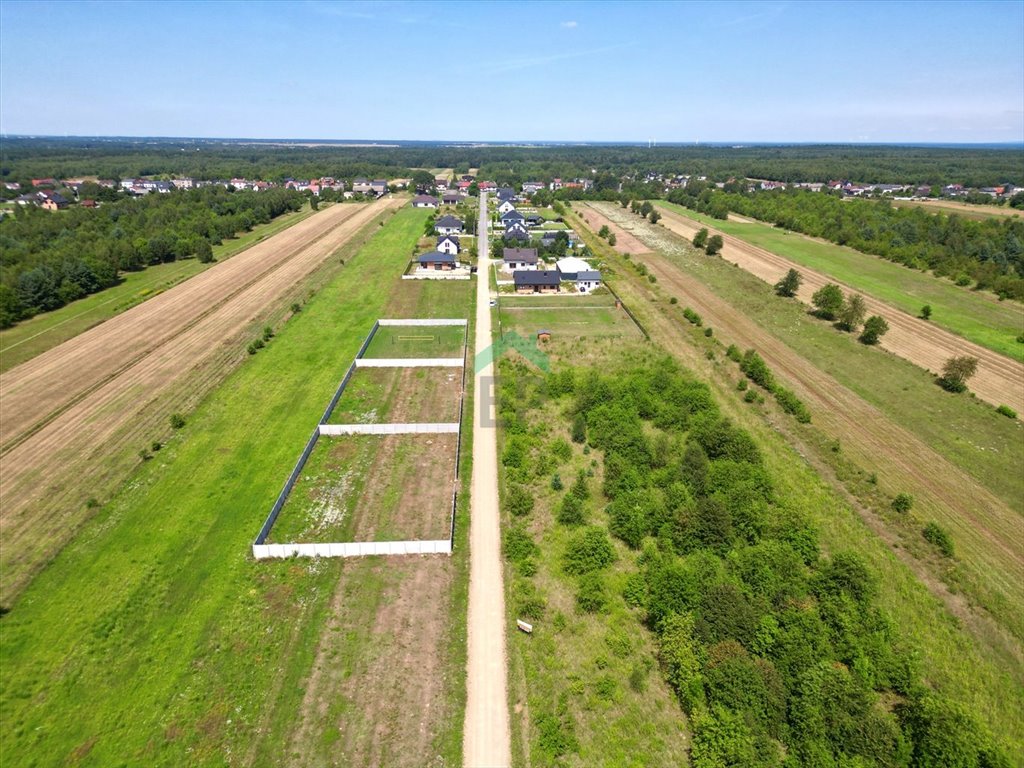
0;186;305;327
667;185;1024;301
4;138;1021;189
498;355;1009;767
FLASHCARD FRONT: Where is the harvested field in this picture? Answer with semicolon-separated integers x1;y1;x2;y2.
362;325;466;359
0;196;403;601
893;198;1023;220
287;556;456;768
622;203;1024;413
575;207;651;254
268;433;458;544
326;366;463;425
581;203;1024;635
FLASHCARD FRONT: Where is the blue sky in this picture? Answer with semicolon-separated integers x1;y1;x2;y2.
1;0;1022;143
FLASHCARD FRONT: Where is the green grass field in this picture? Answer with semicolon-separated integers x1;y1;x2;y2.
656;201;1024;362
499;293;642;342
363;324;466;359
0;207;471;766
0;204;316;373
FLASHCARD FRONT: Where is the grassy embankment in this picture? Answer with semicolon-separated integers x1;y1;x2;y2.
0;204;317;372
656;200;1024;363
0;208;472;767
562;204;1024;755
892;198;1023;221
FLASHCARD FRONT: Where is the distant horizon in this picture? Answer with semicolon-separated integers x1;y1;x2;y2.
4;134;1023;150
2;1;1021;143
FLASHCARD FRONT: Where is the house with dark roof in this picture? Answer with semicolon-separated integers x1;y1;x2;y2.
442;191;461;205
514;270;561;294
525;214;544;227
502;247;538;271
497;199;516;216
572;270;602;293
496;187;516;202
437;234;461;255
370;180;389;196
412;194;439;208
434;215;464;235
352;178;372;194
418;251;458;271
504;227;529;242
501;209;525;225
40;191;69;210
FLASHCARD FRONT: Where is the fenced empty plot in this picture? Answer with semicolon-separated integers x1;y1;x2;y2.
253;318;468;560
499;294;644;340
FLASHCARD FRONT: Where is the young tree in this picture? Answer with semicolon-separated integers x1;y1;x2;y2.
649;210;662;224
773;268;801;297
938;355;979;393
811;283;845;320
608;233;617;246
837;293;867;332
639;201;654;217
859;315;889;344
598;224;611;239
920;304;932;320
705;234;724;256
692;228;709;249
195;239;214;264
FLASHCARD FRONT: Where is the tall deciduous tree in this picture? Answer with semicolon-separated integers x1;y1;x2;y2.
774;268;802;297
837;293;867;332
938;355;979;392
693;228;709;249
706;235;724;256
811;283;844;320
859;315;889;344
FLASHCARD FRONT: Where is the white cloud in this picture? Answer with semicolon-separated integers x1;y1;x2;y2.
560;20;578;29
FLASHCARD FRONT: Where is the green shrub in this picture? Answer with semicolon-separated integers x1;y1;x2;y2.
726;344;742;362
923;522;955;557
563;527;616;574
575;572;608;613
996;404;1017;419
512;579;546;620
262;325;274;341
169;413;186;429
503;524;539;563
551;473;564;491
892;493;914;514
556;493;587;526
505;483;535;517
247;339;265;355
570;471;590;500
704;327;713;337
550;437;572;463
740;349;774;389
670;296;679;305
743;389;757;403
773;386;811;423
151;441;162;452
683;307;703;326
737;379;748;391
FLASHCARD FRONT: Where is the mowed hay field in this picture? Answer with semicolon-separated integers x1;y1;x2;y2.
499;293;644;342
653;200;1024;365
0;203;318;373
0;198;401;602
563;212;1024;752
0;208;474;767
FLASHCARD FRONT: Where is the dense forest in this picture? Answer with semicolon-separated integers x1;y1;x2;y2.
665;185;1024;301
500;356;1009;767
0;186;305;327
2;138;1021;188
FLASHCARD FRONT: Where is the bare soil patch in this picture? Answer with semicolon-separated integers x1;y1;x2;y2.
650;204;1024;413
327;366;463;425
576;207;652;254
288;556;456;768
270;433;458;544
0;197;402;601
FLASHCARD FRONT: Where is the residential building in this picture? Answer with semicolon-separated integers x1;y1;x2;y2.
412;194;439;208
514;270;561;293
418;251;458;271
503;247;538;271
437;235;461;255
434;214;464;235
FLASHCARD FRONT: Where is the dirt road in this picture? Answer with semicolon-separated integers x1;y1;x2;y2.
596;203;1024;413
0;198;401;601
582;202;1024;614
463;192;511;767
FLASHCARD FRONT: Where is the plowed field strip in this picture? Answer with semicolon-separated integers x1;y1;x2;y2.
0;198;402;601
650;204;1024;412
0;202;367;451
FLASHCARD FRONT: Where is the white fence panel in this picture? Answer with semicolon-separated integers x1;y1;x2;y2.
319;423;460;436
378;318;467;327
355;358;464;368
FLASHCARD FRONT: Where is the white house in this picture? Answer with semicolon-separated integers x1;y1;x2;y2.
573;270;603;293
497;199;516;215
555;256;592;279
437;235;461;255
412;194;439;208
434;214;464;236
503;247;538;272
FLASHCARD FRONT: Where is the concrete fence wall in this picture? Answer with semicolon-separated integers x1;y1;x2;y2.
378;318;468;327
355;357;464;368
319;422;460;436
252;538;452;559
